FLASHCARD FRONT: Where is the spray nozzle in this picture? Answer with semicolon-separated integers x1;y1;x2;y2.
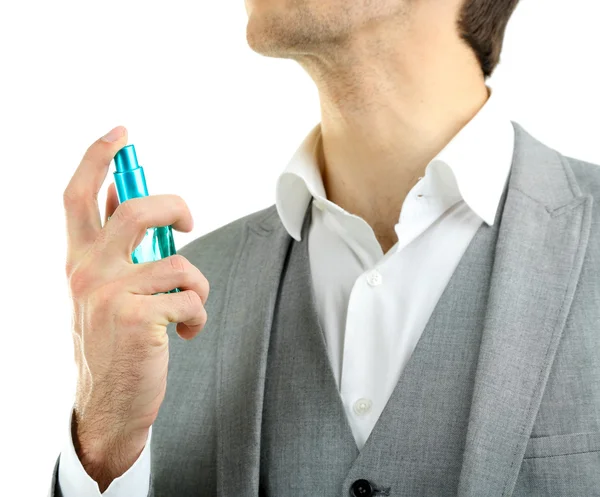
114;144;140;172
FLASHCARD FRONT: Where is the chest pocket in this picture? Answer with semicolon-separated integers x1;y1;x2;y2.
512;431;600;496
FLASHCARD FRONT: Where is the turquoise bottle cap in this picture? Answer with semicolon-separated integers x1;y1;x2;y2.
114;144;139;172
113;144;149;202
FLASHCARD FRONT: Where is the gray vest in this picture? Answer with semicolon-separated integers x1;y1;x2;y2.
260;177;508;497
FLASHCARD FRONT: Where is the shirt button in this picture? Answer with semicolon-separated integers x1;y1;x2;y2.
353;398;372;416
366;269;382;286
350;479;374;497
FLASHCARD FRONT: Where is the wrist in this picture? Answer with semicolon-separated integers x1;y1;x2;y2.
72;412;149;492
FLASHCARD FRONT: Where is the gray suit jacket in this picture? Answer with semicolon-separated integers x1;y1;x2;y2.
50;121;600;496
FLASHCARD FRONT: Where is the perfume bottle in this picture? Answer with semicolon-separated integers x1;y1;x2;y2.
113;144;180;293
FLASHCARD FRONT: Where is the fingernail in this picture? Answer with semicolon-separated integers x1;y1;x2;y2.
101;126;125;143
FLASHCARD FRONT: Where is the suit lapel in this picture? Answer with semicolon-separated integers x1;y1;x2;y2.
457;122;593;496
215;207;292;497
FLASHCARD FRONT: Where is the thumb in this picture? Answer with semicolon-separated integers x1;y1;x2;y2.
104;182;120;226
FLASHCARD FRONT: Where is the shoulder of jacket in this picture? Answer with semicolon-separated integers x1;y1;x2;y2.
561;154;600;199
175;203;278;267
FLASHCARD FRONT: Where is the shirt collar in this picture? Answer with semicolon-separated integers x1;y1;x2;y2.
275;86;515;242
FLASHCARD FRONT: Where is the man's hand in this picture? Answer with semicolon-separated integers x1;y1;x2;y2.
62;126;210;492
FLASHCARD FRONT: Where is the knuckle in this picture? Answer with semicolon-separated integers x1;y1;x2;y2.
114;200;142;226
198;305;208;327
184;289;203;313
68;267;92;297
84;141;96;155
62;186;81;209
168;254;188;274
183;263;209;301
173;194;188;211
196;272;210;305
173;195;191;220
202;274;210;300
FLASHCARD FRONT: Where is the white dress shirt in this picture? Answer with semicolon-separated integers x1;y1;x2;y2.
58;85;514;495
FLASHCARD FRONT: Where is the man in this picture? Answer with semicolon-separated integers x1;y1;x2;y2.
51;0;600;495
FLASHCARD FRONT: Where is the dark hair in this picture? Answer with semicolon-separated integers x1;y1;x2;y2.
456;0;521;79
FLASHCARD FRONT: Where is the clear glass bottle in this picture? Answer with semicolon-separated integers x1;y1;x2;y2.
113;144;179;293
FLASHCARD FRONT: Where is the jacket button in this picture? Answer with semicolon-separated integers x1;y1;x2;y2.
350;479;373;497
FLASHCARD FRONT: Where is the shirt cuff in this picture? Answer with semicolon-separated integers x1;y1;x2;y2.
57;408;152;497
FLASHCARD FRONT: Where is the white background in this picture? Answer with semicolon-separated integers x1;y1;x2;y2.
0;1;598;494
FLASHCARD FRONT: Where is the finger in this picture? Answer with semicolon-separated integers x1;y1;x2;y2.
149;289;208;340
126;254;209;303
104;182;120;226
63;126;128;256
100;194;194;259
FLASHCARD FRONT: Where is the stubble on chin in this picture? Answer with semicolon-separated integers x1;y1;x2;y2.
245;6;350;58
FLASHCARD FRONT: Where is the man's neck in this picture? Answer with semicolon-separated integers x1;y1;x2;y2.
317;81;489;255
293;5;489;253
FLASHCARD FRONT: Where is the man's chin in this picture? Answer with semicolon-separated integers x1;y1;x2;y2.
246;20;289;57
245;13;316;58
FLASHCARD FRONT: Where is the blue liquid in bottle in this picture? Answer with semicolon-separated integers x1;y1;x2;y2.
113;144;179;294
